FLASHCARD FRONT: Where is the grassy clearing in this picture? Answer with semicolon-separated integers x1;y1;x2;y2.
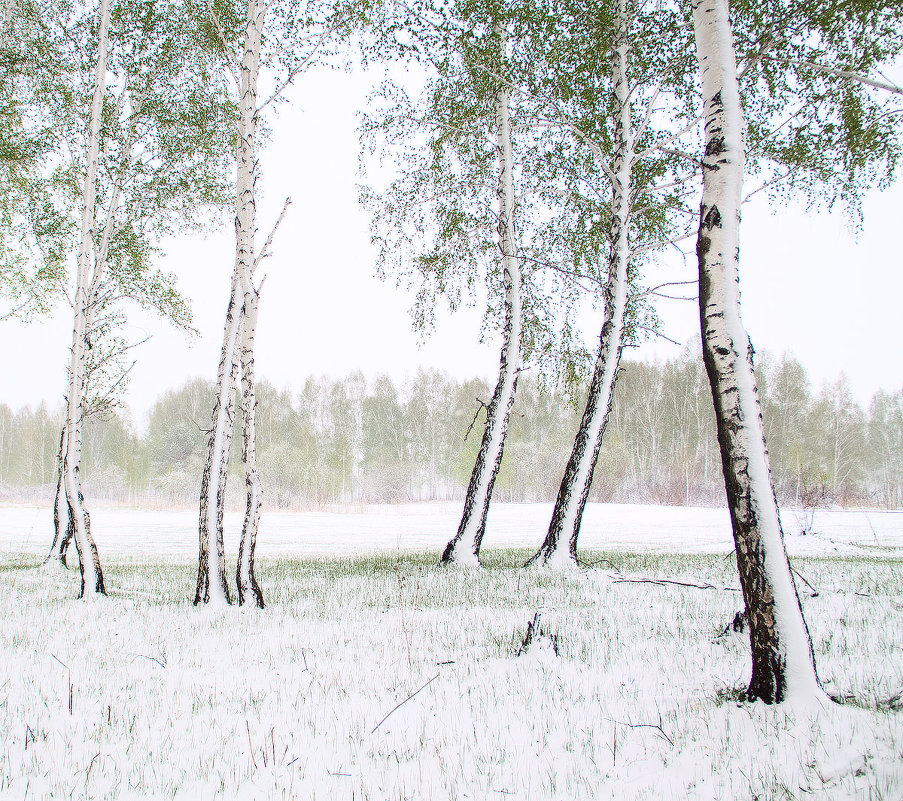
0;549;900;800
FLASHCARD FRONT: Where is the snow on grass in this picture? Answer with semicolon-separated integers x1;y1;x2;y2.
0;518;901;799
3;502;902;563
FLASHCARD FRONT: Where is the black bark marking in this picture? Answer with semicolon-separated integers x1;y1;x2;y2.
702;205;722;231
705;134;726;158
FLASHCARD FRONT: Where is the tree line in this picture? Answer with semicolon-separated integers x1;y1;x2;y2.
3;347;900;510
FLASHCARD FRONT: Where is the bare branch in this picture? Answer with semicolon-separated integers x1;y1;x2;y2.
633;279;698;302
612;575;740;592
252;197;291;273
603;713;674;746
634;83;662;143
659;147;704;168
636;114;704;159
464;397;489;442
636;325;681;346
764;55;903;95
0;299;30;322
742;165;801;204
634;226;699;256
256;24;337;115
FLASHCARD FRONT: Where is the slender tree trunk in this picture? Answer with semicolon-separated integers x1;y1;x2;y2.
692;0;821;703
46;426;72;567
441;38;522;566
196;0;265;606
236;287;264;607
61;0;111;598
528;0;632;569
196;272;241;606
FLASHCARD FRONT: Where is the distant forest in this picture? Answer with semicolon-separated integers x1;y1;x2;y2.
2;347;901;510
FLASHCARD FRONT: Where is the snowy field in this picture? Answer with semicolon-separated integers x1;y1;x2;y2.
2;501;903;562
0;502;901;800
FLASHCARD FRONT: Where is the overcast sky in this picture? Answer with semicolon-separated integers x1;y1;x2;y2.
3;65;902;429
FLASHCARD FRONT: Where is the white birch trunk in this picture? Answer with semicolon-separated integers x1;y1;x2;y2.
196;273;241;606
237;287;264;607
62;0;111;598
441;34;522;566
528;0;633;570
49;83;139;578
234;0;265;608
692;0;822;703
45;425;72;567
196;0;264;606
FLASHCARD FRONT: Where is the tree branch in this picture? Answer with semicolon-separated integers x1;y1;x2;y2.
252;197;291;273
206;0;241;85
764;55;903;95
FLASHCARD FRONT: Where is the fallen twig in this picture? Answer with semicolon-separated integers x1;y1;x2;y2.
612;576;739;593
790;566;819;598
577;556;623;573
371;673;440;734
603;714;673;746
128;653;166;668
516;612;559;657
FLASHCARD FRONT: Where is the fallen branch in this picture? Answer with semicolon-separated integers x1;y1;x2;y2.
603;714;673;746
516;612;559;657
612;576;740;593
128;652;166;668
577;555;622;573
790;565;819;598
371;673;439;734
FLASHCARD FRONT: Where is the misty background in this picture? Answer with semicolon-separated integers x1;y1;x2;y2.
3;344;900;510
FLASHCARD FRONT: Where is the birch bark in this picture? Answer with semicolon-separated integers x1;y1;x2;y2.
441;33;522;566
236;286;264;607
195;272;241;606
46;426;72;567
528;0;632;569
692;0;822;703
51;72;140;584
61;0;111;598
196;0;265;606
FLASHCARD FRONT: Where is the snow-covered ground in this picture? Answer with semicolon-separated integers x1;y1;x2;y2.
2;501;902;561
0;502;901;800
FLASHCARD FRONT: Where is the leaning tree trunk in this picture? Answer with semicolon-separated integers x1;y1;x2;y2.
61;0;111;598
46;426;73;567
528;0;632;570
196;0;265;606
236;283;264;607
693;0;821;703
196;272;241;606
441;46;522;567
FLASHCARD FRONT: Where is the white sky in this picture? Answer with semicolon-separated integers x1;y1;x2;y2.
2;65;902;429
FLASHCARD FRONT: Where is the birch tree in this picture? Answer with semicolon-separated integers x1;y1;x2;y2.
364;0;639;565
196;0;351;606
24;0;236;593
528;0;692;568
690;0;824;703
438;25;524;565
60;0;112;596
690;0;902;702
